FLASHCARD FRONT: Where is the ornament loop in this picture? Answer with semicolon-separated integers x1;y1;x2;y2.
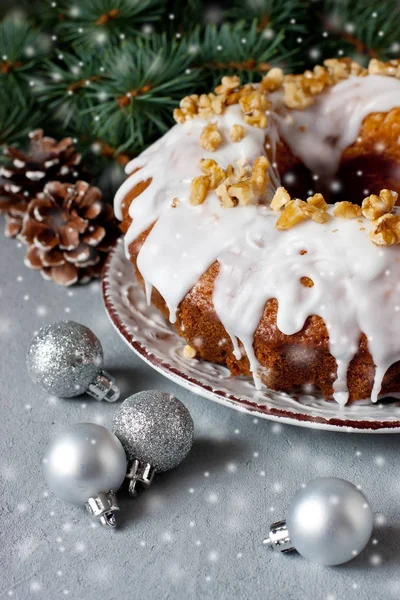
86;490;120;528
126;459;156;498
263;519;295;554
87;369;120;402
100;512;118;528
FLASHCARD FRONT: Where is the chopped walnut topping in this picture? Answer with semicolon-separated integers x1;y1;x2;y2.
244;110;268;128
251;156;269;197
230;124;246;142
200;122;222;152
362;189;398;220
368;58;400;78
173;76;265;123
270;186;291;211
302;65;331;95
193;156;269;209
349;61;368;77
189;175;210;206
214;75;241;95
183;345;197;359
275;195;328;229
198;93;211;108
283;81;314;109
369;213;400;246
324;58;353;81
197;95;216;119
171;197;180;208
278;60;367;111
174;59;391;125
227;160;250;185
239;90;269;128
325;58;367;80
228;178;254;206
225;85;251;106
198;158;226;189
209;93;224;115
225;163;235;180
180;94;199;111
216;182;237;208
307;193;328;211
276;199;312;230
333;201;362;219
260;68;284;92
173;108;186;124
310;209;330;224
239;89;269;113
174;94;199;122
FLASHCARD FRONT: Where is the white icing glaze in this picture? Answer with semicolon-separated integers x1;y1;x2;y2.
114;74;400;404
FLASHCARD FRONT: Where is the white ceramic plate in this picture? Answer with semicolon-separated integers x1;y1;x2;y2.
102;241;400;433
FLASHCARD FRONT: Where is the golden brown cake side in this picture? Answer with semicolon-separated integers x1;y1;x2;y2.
123;180;400;403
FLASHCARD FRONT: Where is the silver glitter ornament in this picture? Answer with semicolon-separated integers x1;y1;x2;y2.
112;390;194;496
264;477;373;565
43;423;127;528
27;321;119;401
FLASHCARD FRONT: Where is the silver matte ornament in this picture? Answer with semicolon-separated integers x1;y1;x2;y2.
43;423;127;528
27;321;119;401
264;477;373;565
112;390;194;496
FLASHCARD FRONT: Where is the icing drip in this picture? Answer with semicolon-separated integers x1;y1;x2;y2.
114;75;400;404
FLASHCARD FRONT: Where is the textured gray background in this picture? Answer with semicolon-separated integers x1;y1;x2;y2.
2;232;400;600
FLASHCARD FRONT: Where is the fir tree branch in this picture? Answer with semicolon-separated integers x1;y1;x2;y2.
0;89;42;149
0;16;48;103
53;0;164;50
84;36;203;155
36;50;104;130
225;0;310;35
163;0;221;32
321;0;400;63
189;21;292;85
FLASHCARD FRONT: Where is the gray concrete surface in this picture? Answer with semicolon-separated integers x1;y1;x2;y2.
1;232;400;600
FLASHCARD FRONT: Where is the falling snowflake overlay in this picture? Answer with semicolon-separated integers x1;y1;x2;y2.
2;3;400;594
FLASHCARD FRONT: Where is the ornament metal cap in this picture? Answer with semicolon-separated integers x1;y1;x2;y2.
86;490;120;528
126;459;156;498
87;369;120;402
263;519;295;554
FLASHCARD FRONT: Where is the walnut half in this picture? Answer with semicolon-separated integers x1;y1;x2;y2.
270;186;291;211
200;122;222;152
362;189;398;220
230;124;246;142
189;175;210;206
333;201;362;219
369;214;400;246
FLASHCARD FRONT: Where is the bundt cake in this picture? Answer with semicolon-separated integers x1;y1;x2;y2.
114;58;400;405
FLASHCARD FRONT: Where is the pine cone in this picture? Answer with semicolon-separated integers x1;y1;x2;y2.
0;129;84;238
19;181;119;286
